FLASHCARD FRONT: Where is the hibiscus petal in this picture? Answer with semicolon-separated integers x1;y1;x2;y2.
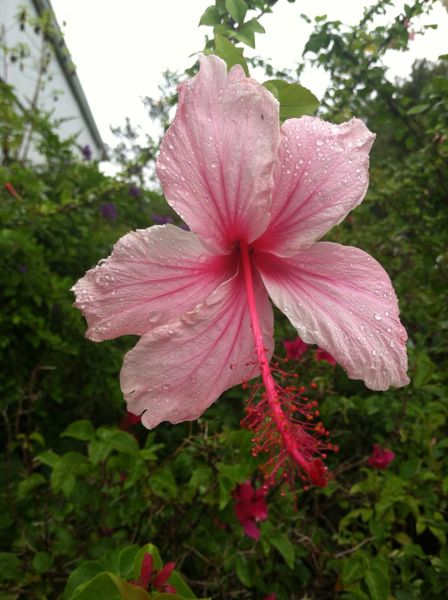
72;225;233;341
121;271;274;428
254;117;375;256
254;243;409;390
157;54;279;252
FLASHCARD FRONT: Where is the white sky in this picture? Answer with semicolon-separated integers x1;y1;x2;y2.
50;0;448;155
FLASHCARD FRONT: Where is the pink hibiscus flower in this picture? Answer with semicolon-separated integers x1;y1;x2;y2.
232;481;268;540
367;444;396;469
72;55;408;486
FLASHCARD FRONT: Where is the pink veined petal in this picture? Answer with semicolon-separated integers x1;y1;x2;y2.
71;225;233;341
254;116;375;256
254;242;409;391
157;54;280;252
120;270;274;428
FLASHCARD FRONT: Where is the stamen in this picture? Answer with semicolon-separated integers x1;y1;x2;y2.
239;241;335;489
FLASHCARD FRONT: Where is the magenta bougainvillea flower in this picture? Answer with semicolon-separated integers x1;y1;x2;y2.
232;481;268;540
130;553;176;593
72;55;408;486
283;337;308;361
316;348;337;366
367;444;396;469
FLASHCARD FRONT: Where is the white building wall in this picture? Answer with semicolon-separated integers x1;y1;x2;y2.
0;0;104;162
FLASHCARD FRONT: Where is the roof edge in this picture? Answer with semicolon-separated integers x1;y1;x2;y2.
31;0;108;159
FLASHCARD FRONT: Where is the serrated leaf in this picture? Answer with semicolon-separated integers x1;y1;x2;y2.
268;532;295;569
225;0;247;23
263;80;319;121
214;35;249;75
62;420;95;441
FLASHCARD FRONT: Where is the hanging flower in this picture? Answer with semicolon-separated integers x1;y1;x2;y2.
72;55;408;487
232;481;268;540
367;444;396;469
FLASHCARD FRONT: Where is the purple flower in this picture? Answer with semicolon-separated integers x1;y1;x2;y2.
129;185;141;198
18;263;28;273
151;214;173;225
100;202;118;221
81;145;92;161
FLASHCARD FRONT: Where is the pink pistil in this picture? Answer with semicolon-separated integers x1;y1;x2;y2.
240;241;333;488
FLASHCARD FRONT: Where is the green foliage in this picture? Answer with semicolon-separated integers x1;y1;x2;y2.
1;0;447;599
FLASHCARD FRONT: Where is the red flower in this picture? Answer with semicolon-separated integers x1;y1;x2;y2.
264;595;277;600
232;482;268;540
131;552;176;594
4;182;20;200
316;348;337;366
367;444;395;469
283;337;308;361
119;410;141;430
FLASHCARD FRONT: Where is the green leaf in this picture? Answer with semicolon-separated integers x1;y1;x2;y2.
342;556;365;584
268;532;295;569
97;428;139;456
413;351;435;387
62;420;96;441
88;439;112;465
167;570;196;599
118;546;140;579
17;472;46;499
263;80;319;121
214;35;249;76
432;76;448;94
72;572;150;600
364;557;390;600
225;0;247;23
63;560;103;600
32;551;53;574
234;25;255;48
236;555;254;587
199;6;221;26
242;18;265;33
51;452;88;495
406;104;430;115
36;449;60;467
0;553;20;582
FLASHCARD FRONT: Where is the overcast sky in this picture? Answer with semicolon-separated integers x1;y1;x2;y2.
50;0;447;153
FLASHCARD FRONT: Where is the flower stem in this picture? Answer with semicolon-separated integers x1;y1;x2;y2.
239;241;308;472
